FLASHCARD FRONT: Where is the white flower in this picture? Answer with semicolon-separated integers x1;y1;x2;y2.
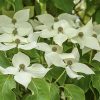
71;19;100;50
39;20;78;46
93;52;100;62
59;47;94;79
0;9;32;36
36;43;65;67
0;52;50;88
0;32;40;51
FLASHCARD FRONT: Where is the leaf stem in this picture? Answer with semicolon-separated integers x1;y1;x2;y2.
89;50;93;64
54;70;66;83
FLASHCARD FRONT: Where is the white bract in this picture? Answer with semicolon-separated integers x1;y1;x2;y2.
36;43;65;67
36;13;80;30
93;24;100;43
59;47;94;79
0;9;32;36
0;52;50;88
93;52;100;62
74;0;87;10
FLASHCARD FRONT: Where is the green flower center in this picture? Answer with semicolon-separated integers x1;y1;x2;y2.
92;34;97;38
15;39;20;44
19;64;25;71
78;32;84;37
52;47;57;52
58;27;63;33
67;60;73;65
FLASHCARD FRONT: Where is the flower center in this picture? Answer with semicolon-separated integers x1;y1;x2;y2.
12;18;16;24
19;64;25;71
15;39;20;44
13;28;17;35
52;47;57;52
92;34;97;38
58;27;63;33
54;17;59;22
78;32;84;38
67;60;73;65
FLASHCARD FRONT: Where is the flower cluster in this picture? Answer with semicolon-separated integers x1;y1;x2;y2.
0;8;100;88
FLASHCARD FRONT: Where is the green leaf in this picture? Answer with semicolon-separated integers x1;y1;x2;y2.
90;60;100;71
0;51;11;68
64;84;85;100
28;78;50;100
2;8;14;17
21;49;40;63
34;1;41;15
52;0;74;13
95;10;100;24
0;75;16;100
50;84;60;100
14;0;23;11
22;95;34;100
0;0;5;9
46;0;63;16
92;73;100;94
74;76;91;92
23;0;33;6
49;67;66;85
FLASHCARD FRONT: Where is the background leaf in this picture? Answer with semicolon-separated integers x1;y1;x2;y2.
64;84;85;100
52;0;74;13
49;84;60;100
0;51;11;68
92;73;100;94
28;78;50;100
14;0;23;11
0;75;16;100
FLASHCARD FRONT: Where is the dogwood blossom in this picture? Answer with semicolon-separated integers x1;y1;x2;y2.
0;52;50;88
0;32;40;51
0;9;32;36
39;19;78;46
59;47;94;79
71;19;100;50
